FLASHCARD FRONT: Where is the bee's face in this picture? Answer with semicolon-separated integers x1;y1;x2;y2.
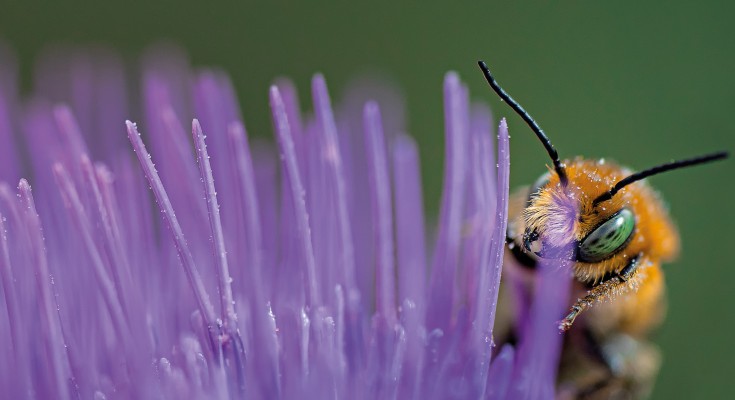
511;158;679;283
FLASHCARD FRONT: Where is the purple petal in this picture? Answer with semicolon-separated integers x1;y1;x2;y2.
269;86;320;308
192;119;237;328
311;74;359;305
427;72;469;331
364;101;396;322
0;46;588;399
18;179;76;400
126;120;218;330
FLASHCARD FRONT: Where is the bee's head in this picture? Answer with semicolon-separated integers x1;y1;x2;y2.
518;159;687;283
522;159;638;265
478;60;725;279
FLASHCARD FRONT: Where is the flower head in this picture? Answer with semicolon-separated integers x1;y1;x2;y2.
0;44;567;399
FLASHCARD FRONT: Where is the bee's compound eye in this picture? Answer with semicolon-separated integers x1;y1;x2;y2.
523;230;542;255
527;171;551;204
578;208;635;263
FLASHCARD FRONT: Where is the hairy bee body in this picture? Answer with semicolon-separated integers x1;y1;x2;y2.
504;158;678;399
477;60;726;399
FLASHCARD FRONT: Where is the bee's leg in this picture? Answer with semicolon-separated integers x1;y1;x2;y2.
559;255;642;332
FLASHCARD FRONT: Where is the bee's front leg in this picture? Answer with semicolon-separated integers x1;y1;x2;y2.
560;255;644;332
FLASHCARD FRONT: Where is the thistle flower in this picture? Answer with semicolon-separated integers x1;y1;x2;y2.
0;44;568;399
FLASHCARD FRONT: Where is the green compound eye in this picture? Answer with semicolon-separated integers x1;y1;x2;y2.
578;208;635;263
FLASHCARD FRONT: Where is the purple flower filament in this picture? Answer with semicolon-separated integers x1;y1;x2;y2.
0;45;568;399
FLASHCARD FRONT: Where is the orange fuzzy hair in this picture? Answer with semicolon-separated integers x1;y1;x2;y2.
521;157;679;285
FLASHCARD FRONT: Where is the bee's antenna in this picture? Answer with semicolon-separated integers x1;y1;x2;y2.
593;151;729;205
478;60;568;185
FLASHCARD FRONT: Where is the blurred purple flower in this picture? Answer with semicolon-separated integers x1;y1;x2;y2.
0;44;568;399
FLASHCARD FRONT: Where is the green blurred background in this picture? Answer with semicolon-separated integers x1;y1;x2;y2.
1;1;733;398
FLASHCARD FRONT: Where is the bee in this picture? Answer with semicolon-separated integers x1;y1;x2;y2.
478;61;728;399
